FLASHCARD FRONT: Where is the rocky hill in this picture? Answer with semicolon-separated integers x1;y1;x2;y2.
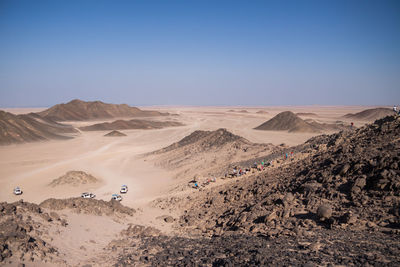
48;171;100;187
104;130;127;137
0;110;78;145
80;119;183;131
38;99;169;121
149;128;279;180
343;107;393;121
255;111;348;133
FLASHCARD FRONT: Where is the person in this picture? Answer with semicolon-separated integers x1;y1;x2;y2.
351;122;354;129
394;105;397;114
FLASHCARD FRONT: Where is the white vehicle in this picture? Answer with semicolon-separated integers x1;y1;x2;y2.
14;187;22;195
120;185;128;194
111;194;122;201
81;192;96;199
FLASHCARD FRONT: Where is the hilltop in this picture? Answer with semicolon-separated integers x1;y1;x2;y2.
80;119;183;131
343;107;393;121
38;99;168;121
254;111;320;132
0;110;78;145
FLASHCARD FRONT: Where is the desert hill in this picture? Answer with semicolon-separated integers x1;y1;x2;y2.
255;111;349;133
256;110;268;114
343;107;393;121
48;171;99;187
149;128;279;179
254;111;320;132
80;119;184;131
0;110;78;145
38;99;168;121
104;130;127;137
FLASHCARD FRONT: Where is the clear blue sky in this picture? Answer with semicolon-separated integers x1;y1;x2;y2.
0;0;399;107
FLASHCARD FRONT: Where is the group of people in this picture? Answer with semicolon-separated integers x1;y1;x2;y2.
191;177;217;189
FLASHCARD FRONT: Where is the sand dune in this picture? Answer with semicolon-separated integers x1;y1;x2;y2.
0;110;78;145
38;99;169;121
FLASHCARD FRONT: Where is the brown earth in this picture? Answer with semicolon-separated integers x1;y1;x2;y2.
104;130;127;137
79;119;184;131
344;107;393;121
0;110;78;145
37;99;169;121
48;171;100;187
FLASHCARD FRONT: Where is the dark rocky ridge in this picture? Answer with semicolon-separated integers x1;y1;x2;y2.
344;107;393;121
0;110;77;145
40;197;135;217
80;119;183;131
38;99;169;121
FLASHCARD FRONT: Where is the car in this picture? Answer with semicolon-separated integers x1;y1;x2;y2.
111;194;122;201
120;185;128;194
81;192;96;199
14;187;22;195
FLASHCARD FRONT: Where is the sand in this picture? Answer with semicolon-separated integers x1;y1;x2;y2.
0;105;384;265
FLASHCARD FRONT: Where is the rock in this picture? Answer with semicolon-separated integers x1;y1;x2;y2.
163;216;174;223
317;204;332;221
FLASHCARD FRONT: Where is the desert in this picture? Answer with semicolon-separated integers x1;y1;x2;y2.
1;101;399;266
1;1;399;266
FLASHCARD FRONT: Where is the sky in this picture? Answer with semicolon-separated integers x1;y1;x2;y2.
0;0;399;107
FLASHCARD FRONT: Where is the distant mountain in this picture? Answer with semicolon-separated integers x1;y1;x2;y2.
0;110;77;145
79;119;184;131
343;108;393;121
254;111;349;133
38;99;168;121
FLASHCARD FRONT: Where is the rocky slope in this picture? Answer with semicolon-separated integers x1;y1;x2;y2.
149;128;279;179
0;110;77;145
0;200;67;264
344;107;393;121
38;99;168;121
121;115;400;266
